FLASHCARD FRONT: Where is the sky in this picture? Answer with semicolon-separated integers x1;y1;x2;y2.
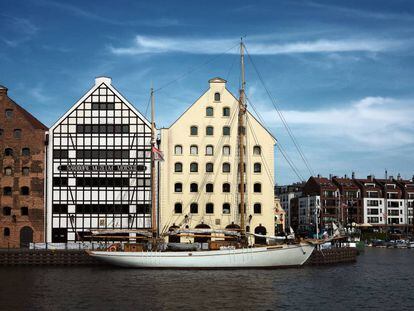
1;0;413;185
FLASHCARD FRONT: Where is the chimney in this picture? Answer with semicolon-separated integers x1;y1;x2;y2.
329;174;332;180
95;76;112;86
367;175;373;181
317;174;321;178
352;172;355;179
344;174;348;179
397;173;401;180
0;85;8;100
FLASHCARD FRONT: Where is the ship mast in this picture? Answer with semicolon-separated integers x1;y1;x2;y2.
238;39;247;239
150;87;158;238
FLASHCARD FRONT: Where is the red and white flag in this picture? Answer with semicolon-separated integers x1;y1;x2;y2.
152;146;164;161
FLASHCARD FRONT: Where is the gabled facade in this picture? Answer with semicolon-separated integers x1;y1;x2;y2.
332;176;363;225
396;177;414;226
0;85;47;248
375;177;405;226
354;176;386;225
46;77;153;242
159;78;277;244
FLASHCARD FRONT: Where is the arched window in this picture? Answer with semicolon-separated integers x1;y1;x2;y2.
214;92;221;102
222;145;230;156
206;107;214;116
254;163;262;173
206;162;214;172
190;145;198;155
222;183;230;193
222;162;231;173
22;167;30;176
22;148;30;156
190;162;198;172
222;203;231;214
174;183;182;193
222;126;230;136
223;107;230;117
3;206;11;216
4;148;13;156
254;225;267;244
206;203;214;214
190;183;198;192
206;126;214;136
190;126;198;135
3;187;12;196
254;203;262;214
190;203;198;214
20;187;30;195
4;228;10;237
174;162;183;172
13;129;22;138
206;183;214;193
254;183;262;193
206;145;214;155
21;206;29;216
5;109;13;119
174;145;182;155
4;167;12;176
253;145;261;155
174;203;182;214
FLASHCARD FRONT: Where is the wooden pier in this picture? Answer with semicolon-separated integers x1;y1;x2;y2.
306;247;358;265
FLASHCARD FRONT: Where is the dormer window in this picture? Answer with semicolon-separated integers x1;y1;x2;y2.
214;92;221;102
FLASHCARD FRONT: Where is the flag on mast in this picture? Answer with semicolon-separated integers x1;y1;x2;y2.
152;146;164;161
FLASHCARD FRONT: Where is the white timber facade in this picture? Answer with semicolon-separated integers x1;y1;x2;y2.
46;77;153;242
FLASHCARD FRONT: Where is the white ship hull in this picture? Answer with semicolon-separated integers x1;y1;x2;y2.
88;244;314;268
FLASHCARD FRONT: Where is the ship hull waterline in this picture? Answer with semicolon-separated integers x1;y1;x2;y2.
88;244;315;269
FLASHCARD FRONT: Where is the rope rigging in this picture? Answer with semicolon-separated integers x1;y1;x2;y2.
244;44;315;178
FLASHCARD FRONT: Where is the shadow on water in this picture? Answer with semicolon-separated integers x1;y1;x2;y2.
1;248;414;310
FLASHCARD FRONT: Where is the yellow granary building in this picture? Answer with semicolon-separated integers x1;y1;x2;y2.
159;77;277;245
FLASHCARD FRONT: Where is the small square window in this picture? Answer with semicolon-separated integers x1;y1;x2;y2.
206;126;214;136
4;167;12;176
22;167;30;176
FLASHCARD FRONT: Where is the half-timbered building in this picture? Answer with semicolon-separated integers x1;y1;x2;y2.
46;77;152;242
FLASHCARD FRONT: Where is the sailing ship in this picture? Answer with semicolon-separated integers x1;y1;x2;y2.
87;41;315;268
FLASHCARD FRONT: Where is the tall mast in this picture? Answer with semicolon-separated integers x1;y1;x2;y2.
150;87;157;238
238;39;247;238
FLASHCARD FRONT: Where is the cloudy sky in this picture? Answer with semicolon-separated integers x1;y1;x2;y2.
1;0;413;184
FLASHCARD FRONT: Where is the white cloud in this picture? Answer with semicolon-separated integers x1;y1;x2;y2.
109;34;404;55
260;96;414;149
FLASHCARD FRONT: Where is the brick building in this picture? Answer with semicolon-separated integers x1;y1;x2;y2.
0;85;47;248
332;175;363;225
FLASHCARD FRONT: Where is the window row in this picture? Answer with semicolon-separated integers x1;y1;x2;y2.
174;162;262;173
205;106;230;117
4;148;31;156
175;145;232;156
189;126;231;136
2;187;30;195
3;166;30;176
0;128;22;138
76;124;130;134
174;182;262;193
2;206;29;216
173;202;262;214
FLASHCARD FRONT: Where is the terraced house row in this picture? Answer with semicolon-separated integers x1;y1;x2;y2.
276;174;414;234
0;77;278;247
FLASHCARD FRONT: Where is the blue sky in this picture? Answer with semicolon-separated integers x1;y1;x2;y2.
1;0;413;184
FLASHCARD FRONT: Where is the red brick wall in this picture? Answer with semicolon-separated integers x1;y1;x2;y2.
0;89;47;248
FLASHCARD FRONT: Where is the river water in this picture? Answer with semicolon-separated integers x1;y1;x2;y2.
0;248;413;310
